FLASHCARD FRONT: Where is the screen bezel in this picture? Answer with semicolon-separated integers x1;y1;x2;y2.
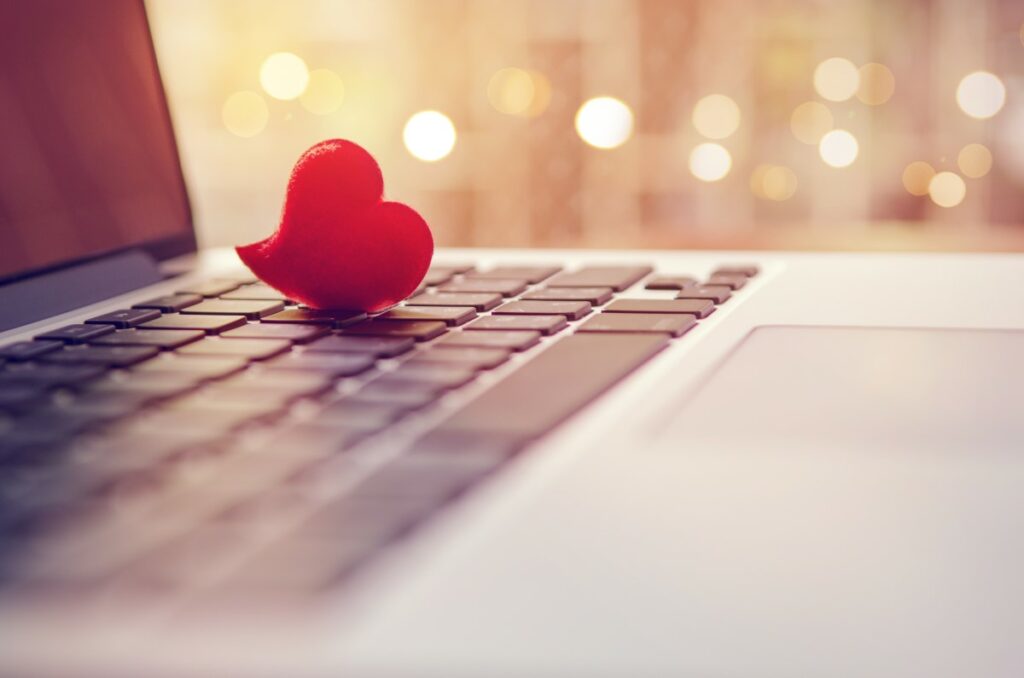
0;0;197;287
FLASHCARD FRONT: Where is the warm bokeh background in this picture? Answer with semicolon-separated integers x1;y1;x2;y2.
147;0;1024;252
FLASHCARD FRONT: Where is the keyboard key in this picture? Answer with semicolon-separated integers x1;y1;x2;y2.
140;401;280;433
133;355;248;380
265;353;375;377
378;306;475;327
132;294;203;312
348;382;438;409
84;372;200;400
181;299;285;319
437;279;527;296
225;369;338;393
0;384;51;414
220;323;329;344
36;324;114;343
176;279;241;297
0;363;106;387
576;312;696;337
140;314;247;334
467;265;560;283
546;265;652;291
304;335;414;358
373;365;476;391
492;300;591;321
422;269;455;286
522;286;613;305
605;298;715;319
712;265;759;277
40;345;159;367
644;276;697;291
0;340;64;361
56;392;154;420
353;452;505;500
262;308;366;327
465;314;566;335
177;338;291;361
342;319;447;342
706;274;747;290
90;328;205;350
435;330;540;352
220;272;259;284
202;374;333;403
85;308;161;328
406;292;501;311
675;285;732;304
315;400;411;428
220;284;292;302
419;333;667;446
407;347;510;371
166;395;288;423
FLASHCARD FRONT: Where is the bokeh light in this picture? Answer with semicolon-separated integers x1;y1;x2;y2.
488;67;535;116
790;101;834;144
689;143;732;182
957;143;993;178
902;161;935;196
763;166;798;201
751;164;798;201
222;91;268;138
692;94;741;139
928;171;966;207
299;69;345;114
259;52;310;101
524;71;552;117
814;57;860;102
575;97;634;149
403;110;457;162
956;71;1006;119
818;129;859;167
857;63;896;105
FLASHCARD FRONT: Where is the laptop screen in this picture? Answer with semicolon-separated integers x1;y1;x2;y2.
0;0;193;284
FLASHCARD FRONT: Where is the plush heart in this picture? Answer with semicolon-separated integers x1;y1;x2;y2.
235;139;433;312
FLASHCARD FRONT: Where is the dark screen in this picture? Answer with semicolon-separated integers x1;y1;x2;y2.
0;0;193;282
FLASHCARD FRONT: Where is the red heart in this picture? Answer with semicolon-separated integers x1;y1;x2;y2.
235;139;433;312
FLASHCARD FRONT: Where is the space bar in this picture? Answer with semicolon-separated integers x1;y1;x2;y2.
416;332;669;451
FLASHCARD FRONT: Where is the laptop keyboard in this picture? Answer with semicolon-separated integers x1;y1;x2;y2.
0;261;757;598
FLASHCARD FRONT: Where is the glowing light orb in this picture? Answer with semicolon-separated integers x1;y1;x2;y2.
957;143;992;178
857;63;895;105
300;69;345;114
901;161;935;196
259;52;310;101
692;94;741;140
689;143;732;182
818;129;859;168
928;171;966;207
790;101;834;145
762;165;799;201
403;111;457;162
222;91;269;138
575;97;634;149
814;58;860;102
488;67;535;116
956;71;1006;119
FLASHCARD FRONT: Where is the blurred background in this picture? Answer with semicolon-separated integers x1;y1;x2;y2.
147;0;1024;252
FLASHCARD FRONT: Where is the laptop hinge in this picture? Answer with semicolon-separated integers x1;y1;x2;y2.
0;250;163;332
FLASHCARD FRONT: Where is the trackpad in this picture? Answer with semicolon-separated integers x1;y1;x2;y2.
644;327;1024;674
660;326;1024;452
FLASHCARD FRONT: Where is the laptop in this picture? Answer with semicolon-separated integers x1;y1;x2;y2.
2;2;1023;676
